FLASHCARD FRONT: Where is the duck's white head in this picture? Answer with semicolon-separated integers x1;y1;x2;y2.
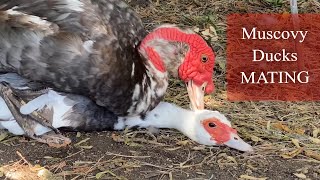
122;102;252;152
174;109;253;152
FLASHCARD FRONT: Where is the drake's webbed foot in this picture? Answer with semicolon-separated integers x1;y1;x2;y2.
0;82;59;134
36;131;71;148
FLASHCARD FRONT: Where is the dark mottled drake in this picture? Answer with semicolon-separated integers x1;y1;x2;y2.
0;0;215;116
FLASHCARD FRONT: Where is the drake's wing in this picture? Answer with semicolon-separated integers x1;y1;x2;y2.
0;0;149;115
0;0;146;42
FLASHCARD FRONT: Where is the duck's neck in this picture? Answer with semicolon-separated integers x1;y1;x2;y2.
123;102;198;140
138;27;193;77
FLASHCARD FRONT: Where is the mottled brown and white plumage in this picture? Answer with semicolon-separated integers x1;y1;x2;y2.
0;0;216;118
0;0;153;116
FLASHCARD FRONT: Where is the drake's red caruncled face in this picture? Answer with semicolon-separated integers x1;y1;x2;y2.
178;34;215;110
140;26;215;110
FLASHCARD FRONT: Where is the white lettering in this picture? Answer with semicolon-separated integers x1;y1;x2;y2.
240;71;309;84
252;49;264;61
242;27;256;40
241;72;255;84
241;27;308;43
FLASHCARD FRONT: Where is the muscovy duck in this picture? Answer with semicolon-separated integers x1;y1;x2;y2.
0;0;215;123
0;73;252;151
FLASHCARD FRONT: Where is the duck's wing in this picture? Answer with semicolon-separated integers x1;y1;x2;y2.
0;82;71;147
0;72;119;132
0;81;59;132
0;0;149;116
0;73;72;147
0;73;30;89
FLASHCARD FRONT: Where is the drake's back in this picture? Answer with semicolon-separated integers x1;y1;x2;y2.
0;0;148;115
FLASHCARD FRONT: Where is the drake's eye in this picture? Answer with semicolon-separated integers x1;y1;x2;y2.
208;122;216;128
201;54;208;63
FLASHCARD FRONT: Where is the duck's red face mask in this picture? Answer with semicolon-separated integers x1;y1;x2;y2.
202;118;253;152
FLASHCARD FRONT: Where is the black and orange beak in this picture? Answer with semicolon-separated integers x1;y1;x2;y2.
186;80;207;110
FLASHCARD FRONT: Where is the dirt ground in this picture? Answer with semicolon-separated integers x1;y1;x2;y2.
0;131;319;180
1;0;320;180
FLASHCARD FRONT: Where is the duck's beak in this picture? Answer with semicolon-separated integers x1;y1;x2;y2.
186;80;206;110
224;133;253;152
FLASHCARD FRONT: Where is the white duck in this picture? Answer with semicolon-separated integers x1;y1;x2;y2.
0;73;252;152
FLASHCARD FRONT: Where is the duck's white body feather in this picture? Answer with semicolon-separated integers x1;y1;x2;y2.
0;120;25;135
0;97;25;135
19;90;75;128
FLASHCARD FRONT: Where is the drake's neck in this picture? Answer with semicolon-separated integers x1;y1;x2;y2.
138;28;192;77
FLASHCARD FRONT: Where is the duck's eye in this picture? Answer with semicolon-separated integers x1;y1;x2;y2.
201;54;208;63
208;122;216;128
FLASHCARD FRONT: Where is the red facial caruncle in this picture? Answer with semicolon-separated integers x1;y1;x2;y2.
177;37;215;94
140;26;215;110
